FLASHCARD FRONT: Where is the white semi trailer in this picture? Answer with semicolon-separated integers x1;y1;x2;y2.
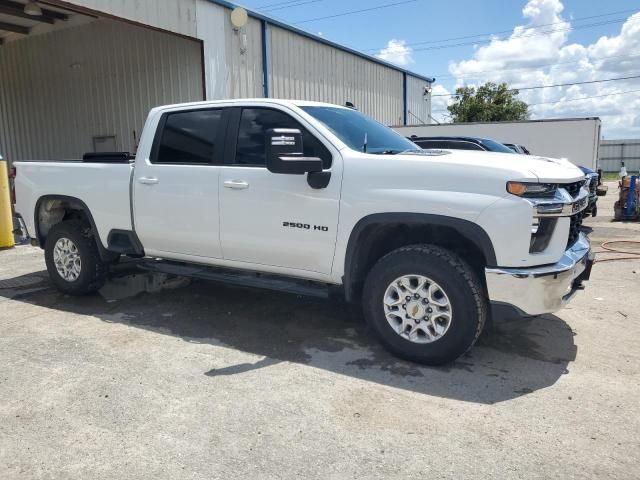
394;117;601;170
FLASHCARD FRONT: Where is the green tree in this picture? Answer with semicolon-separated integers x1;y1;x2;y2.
447;82;529;122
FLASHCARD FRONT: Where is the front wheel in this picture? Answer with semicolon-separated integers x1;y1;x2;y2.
44;220;107;295
362;244;487;365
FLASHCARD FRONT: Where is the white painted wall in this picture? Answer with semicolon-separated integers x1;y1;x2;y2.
395;119;602;169
59;0;198;36
0;19;203;161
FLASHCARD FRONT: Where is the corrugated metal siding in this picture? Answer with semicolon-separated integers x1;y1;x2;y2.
63;0;197;37
223;14;264;98
406;74;432;125
600;139;640;172
196;1;226;100
196;1;264;99
0;19;203;161
268;25;404;125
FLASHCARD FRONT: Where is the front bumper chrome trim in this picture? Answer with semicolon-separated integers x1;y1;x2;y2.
526;186;590;217
485;233;593;316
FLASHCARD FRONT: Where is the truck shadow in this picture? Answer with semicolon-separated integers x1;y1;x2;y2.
0;267;577;405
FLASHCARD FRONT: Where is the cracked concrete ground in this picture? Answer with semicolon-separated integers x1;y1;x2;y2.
1;182;639;479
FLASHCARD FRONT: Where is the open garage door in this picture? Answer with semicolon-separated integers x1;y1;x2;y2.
0;0;204;162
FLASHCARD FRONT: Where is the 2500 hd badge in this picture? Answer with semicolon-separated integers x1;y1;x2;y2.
282;221;329;232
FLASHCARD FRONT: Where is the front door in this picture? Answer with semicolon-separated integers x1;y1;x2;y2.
218;106;341;275
134;107;226;259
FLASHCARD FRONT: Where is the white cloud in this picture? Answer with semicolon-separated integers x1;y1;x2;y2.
430;84;453;122
444;0;640;137
376;39;413;66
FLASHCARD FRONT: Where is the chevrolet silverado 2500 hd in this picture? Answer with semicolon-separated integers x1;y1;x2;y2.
13;99;594;365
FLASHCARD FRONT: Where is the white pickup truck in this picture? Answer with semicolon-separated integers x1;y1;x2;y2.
14;99;594;365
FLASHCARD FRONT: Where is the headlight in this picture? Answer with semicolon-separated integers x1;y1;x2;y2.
507;182;557;198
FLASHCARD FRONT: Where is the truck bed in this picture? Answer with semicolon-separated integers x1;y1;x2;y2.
14;161;134;247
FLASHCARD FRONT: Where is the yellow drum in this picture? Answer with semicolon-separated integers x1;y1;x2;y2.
0;160;15;249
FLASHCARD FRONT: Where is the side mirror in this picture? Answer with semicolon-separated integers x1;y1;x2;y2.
266;128;323;175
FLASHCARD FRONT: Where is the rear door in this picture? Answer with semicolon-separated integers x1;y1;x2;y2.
133;108;227;259
218;106;341;275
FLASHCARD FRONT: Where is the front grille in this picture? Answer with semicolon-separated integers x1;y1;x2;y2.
589;175;598;194
561;181;584;198
567;212;584;248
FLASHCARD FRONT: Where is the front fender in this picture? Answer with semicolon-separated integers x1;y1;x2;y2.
340;212;497;302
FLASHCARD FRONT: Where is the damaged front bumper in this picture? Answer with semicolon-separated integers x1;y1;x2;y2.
485;233;594;316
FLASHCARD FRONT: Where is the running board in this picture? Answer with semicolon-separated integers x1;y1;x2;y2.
138;260;330;298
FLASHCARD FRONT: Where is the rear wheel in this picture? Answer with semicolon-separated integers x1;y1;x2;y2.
362;244;486;365
44;220;107;295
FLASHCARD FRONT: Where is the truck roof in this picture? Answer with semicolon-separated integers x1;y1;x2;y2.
410;135;498;143
150;98;350;113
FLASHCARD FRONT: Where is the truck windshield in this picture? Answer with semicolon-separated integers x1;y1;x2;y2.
480;139;516;153
300;106;418;154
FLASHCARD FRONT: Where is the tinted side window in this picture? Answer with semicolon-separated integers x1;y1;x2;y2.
155;109;223;164
235;108;331;168
415;140;448;149
447;141;484;151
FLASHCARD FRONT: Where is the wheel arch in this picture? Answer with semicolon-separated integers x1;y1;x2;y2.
342;213;497;303
34;195;114;261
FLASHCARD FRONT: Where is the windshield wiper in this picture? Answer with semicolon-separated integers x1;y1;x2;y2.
372;149;420;155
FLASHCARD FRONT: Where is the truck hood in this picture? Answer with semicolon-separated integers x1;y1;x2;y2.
399;150;585;183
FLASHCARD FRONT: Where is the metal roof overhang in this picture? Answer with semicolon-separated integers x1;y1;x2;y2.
207;0;435;84
0;0;74;43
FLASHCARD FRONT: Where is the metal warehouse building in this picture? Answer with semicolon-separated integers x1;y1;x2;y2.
0;0;434;161
599;139;640;172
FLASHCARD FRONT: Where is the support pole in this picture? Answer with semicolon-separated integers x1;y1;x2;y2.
625;175;637;218
402;73;407;126
261;19;270;98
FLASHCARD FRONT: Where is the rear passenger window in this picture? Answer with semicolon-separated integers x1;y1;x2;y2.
235;108;331;168
154;109;223;164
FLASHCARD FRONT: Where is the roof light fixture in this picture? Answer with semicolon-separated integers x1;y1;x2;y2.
24;2;43;16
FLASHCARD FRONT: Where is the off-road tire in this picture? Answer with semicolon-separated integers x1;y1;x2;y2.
362;244;487;365
44;220;107;295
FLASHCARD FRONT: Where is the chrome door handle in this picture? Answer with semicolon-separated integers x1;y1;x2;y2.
224;180;249;190
138;176;159;185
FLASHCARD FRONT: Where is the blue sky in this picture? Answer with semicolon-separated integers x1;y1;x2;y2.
235;0;640;138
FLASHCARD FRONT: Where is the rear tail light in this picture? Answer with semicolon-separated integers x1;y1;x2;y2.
9;166;16;205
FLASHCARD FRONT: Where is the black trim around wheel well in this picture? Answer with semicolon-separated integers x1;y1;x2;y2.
33;195;117;261
107;229;145;256
342;213;497;303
